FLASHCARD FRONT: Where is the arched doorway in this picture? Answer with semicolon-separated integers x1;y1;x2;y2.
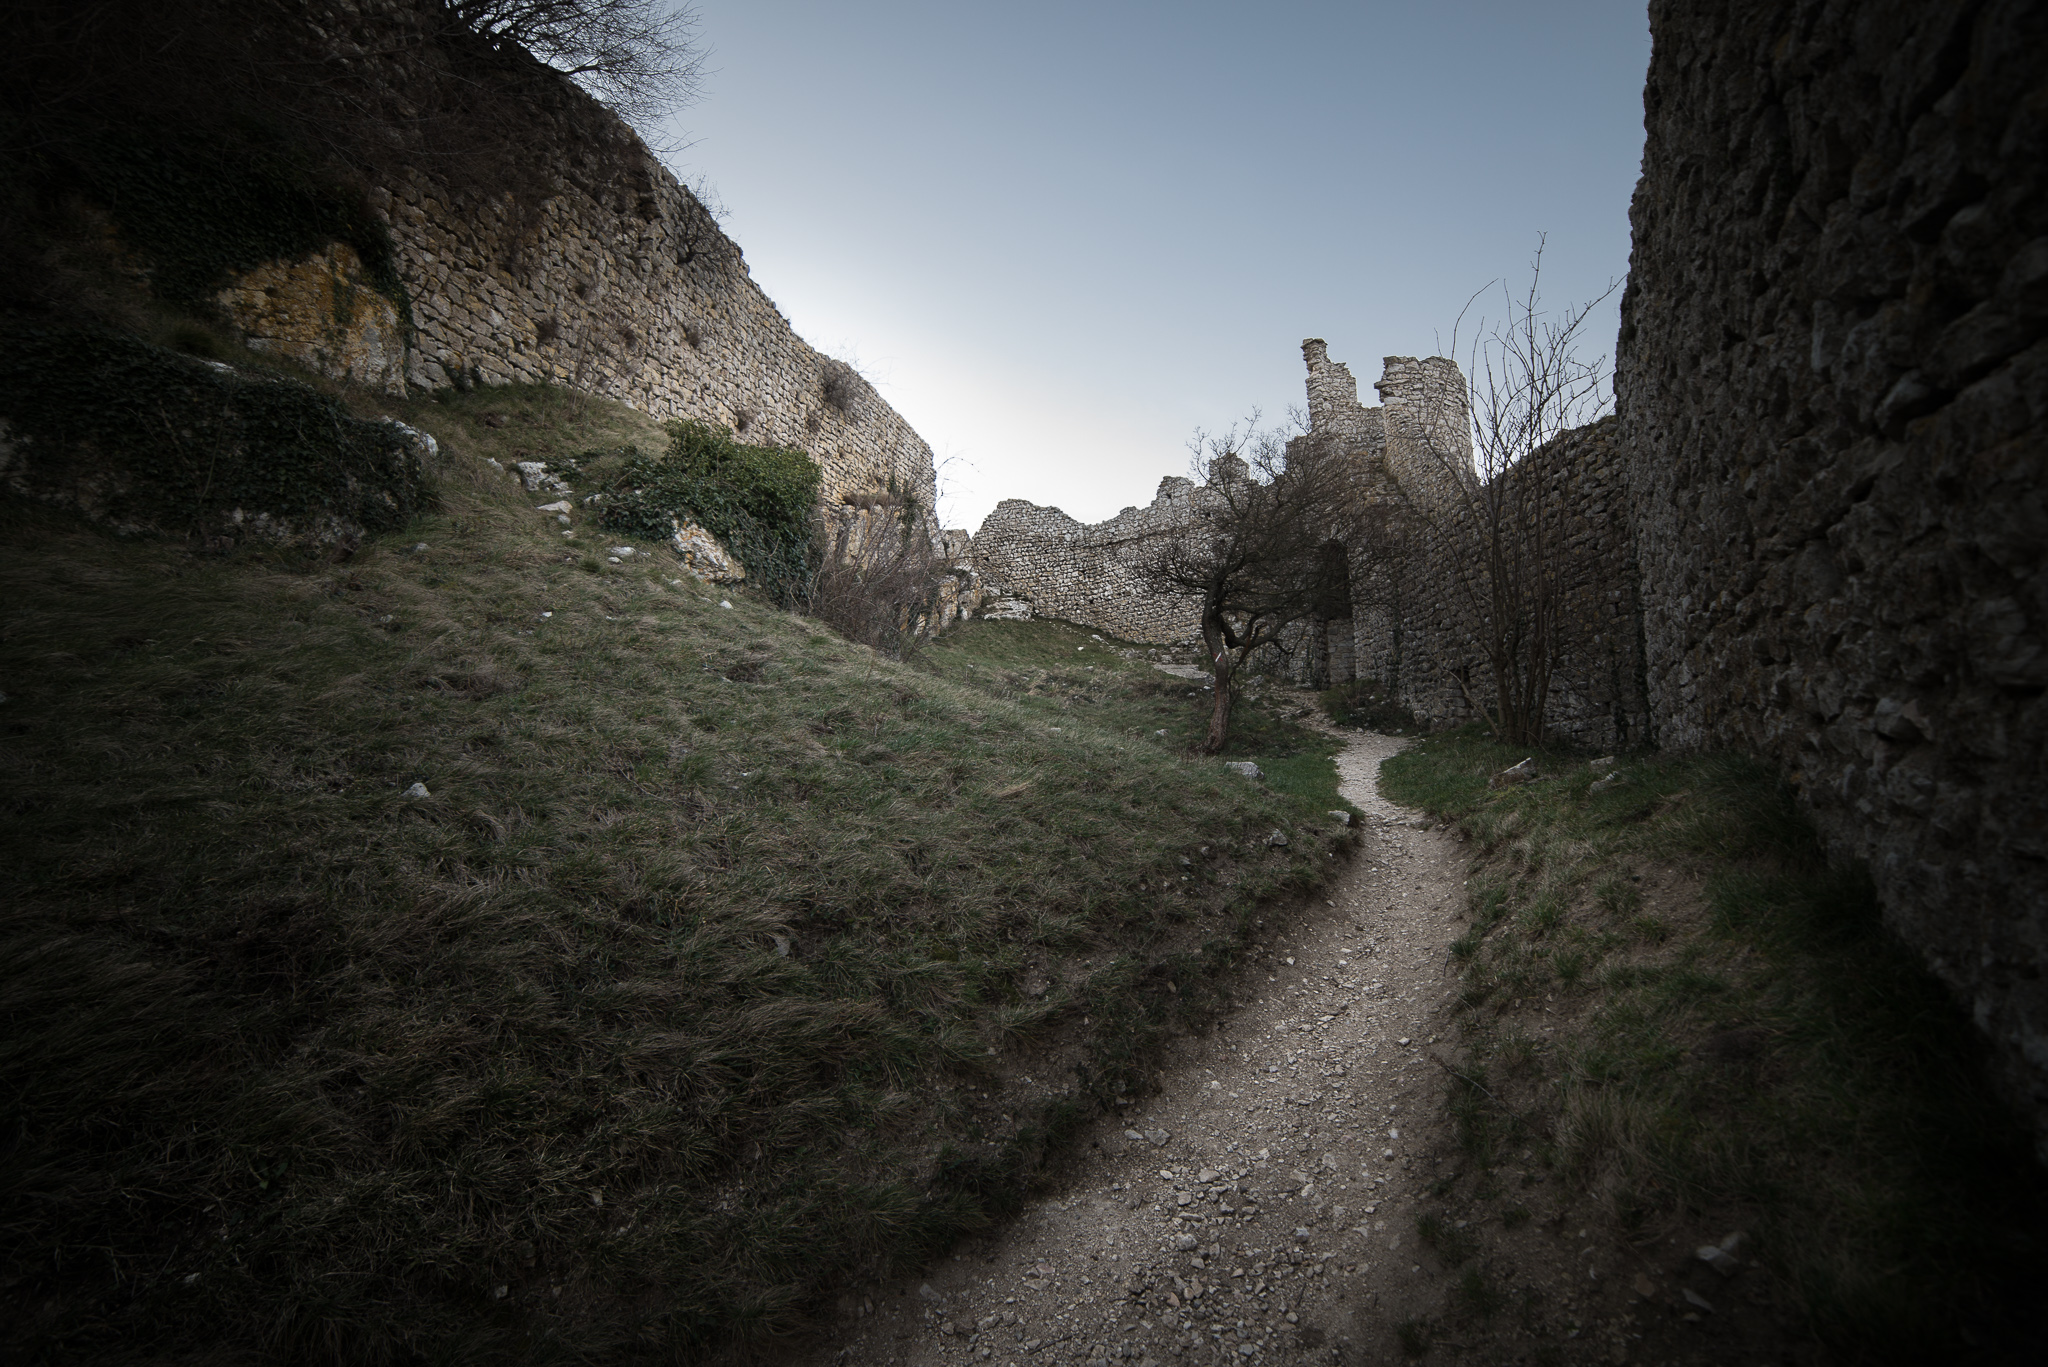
1308;539;1354;690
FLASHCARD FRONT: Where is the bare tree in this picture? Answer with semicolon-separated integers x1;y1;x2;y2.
1140;417;1374;753
1394;238;1617;745
438;0;708;129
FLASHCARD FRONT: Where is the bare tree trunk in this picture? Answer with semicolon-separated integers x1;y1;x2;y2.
1202;614;1235;754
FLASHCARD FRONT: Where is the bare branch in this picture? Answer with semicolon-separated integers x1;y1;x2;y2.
440;0;708;129
1384;239;1620;745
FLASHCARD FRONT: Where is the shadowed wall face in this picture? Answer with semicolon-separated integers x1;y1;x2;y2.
1615;0;2048;1148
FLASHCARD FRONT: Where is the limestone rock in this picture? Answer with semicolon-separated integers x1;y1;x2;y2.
669;521;745;583
980;595;1033;622
216;243;408;395
517;461;571;494
1488;758;1537;789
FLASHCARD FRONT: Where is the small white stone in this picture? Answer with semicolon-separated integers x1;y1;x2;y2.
404;782;430;799
720;600;733;609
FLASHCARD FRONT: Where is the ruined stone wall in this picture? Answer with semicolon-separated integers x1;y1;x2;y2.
1616;0;2048;1146
968;479;1207;644
1279;344;1648;750
1344;417;1649;750
217;0;937;526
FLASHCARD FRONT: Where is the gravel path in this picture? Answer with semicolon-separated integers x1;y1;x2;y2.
797;732;1476;1366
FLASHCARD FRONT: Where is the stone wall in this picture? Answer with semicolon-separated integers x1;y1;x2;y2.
1616;0;2048;1147
1336;416;1650;751
1282;343;1649;750
215;0;939;530
968;479;1208;643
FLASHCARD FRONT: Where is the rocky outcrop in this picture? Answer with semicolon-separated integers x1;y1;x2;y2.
215;242;409;395
1616;0;2048;1149
0;328;434;553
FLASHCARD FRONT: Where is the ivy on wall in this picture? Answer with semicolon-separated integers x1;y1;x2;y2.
0;326;432;540
600;421;820;604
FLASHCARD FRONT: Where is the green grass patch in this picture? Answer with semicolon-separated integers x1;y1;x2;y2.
1380;727;2048;1363
919;617;1352;815
0;385;1354;1363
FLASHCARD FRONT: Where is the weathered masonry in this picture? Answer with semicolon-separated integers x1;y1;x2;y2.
1615;0;2048;1152
215;0;939;525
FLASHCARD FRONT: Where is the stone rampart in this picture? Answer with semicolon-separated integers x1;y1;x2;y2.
1337;414;1650;751
1616;0;2048;1147
215;0;937;527
968;479;1207;643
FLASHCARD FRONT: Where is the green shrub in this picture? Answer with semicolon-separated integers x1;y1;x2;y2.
599;420;820;604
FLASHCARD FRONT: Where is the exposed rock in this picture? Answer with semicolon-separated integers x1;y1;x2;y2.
980;595;1033;622
215;242;408;395
1224;762;1263;780
517;461;571;494
1488;758;1537;789
670;521;745;583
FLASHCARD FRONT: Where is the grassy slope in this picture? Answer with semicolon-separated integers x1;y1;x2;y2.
1379;729;2048;1364
916;617;1354;815
0;382;1354;1363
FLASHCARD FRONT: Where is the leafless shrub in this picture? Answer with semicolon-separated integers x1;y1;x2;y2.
804;411;823;436
534;316;561;343
805;516;945;658
616;322;639;350
732;407;753;434
437;1;708;131
673;176;734;267
819;358;862;418
1394;237;1619;745
683;322;703;349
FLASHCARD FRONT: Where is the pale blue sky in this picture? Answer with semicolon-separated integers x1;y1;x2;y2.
658;2;1652;532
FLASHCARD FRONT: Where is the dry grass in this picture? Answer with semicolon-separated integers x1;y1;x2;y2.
0;383;1356;1363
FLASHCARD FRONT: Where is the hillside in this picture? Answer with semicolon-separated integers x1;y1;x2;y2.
0;374;1355;1361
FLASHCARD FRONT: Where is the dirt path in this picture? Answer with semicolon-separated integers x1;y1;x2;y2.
797;732;1481;1366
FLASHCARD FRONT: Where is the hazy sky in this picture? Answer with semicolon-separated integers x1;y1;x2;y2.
658;2;1652;533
